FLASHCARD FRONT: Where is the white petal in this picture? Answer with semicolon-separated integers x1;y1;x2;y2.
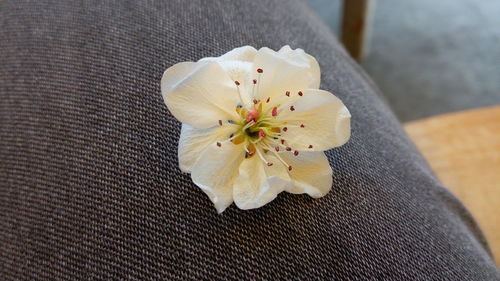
199;46;258;108
233;154;290;210
278;45;320;89
161;61;240;128
278;89;351;151
200;46;257;62
217;60;254;107
191;142;244;213
281;151;333;198
178;124;236;173
251;46;320;105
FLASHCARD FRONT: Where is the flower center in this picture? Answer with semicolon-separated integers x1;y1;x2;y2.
215;68;312;171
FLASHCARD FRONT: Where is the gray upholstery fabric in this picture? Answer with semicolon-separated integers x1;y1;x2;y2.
0;0;498;280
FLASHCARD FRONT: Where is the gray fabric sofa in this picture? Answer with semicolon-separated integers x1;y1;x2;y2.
0;0;498;280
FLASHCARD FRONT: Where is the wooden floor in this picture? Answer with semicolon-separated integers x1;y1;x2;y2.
405;105;500;265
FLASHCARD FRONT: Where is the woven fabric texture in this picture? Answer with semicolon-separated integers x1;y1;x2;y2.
0;0;499;280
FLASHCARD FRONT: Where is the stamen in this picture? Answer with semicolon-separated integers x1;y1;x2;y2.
298;91;303;96
308;144;313;149
275;146;280;152
294;150;299;156
255;146;269;165
242;120;256;131
258;129;266;139
227;133;242;142
285;91;290;97
283;127;288;132
255;69;263;99
220;133;243;146
290;105;295;111
261;142;291;170
246;142;256;158
267;162;273;166
243;140;250;153
232;135;245;144
288;165;293;171
281;139;285;144
234;81;245;108
272;107;278;117
286;147;292;151
300;124;305;128
266;97;270;103
253;99;258;104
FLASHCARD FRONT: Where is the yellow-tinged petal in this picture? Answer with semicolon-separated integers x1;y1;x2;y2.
191;142;245;213
281;151;333;198
200;45;257;63
161;61;240;128
251;46;320;106
233;154;290;210
178;124;236;173
278;89;351;151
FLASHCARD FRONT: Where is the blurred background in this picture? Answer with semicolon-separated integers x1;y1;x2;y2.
308;0;500;122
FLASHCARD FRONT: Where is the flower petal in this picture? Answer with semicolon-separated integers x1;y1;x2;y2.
200;45;257;62
191;142;245;213
252;46;320;104
178;124;236;173
232;154;290;210
278;89;351;151
199;46;258;108
161;61;240;128
281;151;333;198
217;60;254;107
278;45;320;89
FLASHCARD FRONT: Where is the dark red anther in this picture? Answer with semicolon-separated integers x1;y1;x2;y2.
235;81;240;86
266;97;270;103
288;165;293;171
257;68;263;73
300;124;305;128
294;150;299;156
286;147;292;151
258;129;266;139
290;105;295;111
285;91;290;97
283;127;288;132
272;107;278;116
275;146;280;152
308;144;313;149
216;142;221;147
253;79;257;84
218;120;223;126
298;91;303;96
281;139;285;144
253;99;258;104
267;162;273;166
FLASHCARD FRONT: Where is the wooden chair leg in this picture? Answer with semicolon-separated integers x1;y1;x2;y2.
341;0;373;61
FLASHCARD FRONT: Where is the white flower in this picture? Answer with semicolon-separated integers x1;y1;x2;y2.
161;46;351;213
